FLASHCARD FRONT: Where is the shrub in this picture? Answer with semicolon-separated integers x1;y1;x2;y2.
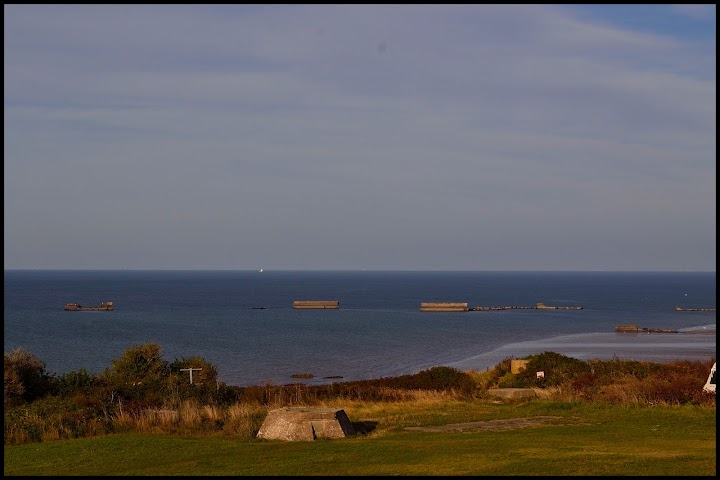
100;343;170;405
4;394;112;445
582;361;716;406
496;352;591;388
489;353;716;407
51;368;99;397
168;356;221;406
4;348;52;407
4;346;715;446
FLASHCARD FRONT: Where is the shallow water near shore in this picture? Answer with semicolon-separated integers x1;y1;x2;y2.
447;326;716;373
4;270;716;386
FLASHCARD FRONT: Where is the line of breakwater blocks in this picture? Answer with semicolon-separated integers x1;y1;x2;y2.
421;302;583;312
257;407;356;441
290;301;584;311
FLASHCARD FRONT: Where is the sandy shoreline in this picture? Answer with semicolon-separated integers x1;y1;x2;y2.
447;326;716;372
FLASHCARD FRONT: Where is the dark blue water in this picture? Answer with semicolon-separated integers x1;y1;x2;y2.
4;270;716;387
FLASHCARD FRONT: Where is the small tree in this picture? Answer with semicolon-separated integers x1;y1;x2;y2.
4;347;52;407
101;342;170;405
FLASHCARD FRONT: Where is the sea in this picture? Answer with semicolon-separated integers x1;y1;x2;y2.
4;270;716;388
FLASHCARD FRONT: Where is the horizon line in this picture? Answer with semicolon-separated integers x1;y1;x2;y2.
3;268;716;273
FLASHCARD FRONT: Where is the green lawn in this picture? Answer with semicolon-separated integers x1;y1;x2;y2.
4;401;715;476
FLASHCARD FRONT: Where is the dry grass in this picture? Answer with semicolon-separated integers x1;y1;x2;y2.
4;357;714;446
96;389;466;441
102;399;266;438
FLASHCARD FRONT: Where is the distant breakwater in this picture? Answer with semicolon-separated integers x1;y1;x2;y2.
469;303;583;311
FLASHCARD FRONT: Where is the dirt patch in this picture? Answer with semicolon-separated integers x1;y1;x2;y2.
403;416;565;432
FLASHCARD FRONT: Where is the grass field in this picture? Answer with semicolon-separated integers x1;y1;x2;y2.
4;400;716;476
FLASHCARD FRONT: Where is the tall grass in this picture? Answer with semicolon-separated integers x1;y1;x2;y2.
109;399;266;438
4;357;715;446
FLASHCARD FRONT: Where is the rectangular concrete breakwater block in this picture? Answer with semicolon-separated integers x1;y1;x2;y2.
292;301;340;309
257;407;356;441
419;302;468;312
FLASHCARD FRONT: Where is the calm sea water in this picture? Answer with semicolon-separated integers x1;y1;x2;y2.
4;270;716;387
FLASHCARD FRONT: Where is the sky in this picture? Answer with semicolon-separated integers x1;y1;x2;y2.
4;4;716;271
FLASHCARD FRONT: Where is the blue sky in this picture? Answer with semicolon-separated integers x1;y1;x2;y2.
4;5;716;271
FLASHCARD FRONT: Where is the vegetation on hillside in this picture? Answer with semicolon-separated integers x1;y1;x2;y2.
4;343;715;445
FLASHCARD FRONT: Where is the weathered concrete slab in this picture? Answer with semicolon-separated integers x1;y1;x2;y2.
257;407;356;441
487;388;537;399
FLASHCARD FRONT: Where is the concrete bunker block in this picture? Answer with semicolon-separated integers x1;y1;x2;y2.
257;407;356;441
511;359;529;374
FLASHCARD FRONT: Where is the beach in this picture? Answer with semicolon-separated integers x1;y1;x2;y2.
448;325;716;373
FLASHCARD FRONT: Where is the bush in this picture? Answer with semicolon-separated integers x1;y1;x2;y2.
4;346;715;446
100;343;170;405
4;348;52;407
489;353;716;406
496;352;590;388
51;369;99;397
4;394;112;445
168;356;222;406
